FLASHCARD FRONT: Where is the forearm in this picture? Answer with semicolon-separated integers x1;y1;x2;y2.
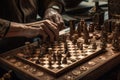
0;19;28;38
5;22;28;37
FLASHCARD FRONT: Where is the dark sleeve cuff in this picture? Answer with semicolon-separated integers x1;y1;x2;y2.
0;19;10;39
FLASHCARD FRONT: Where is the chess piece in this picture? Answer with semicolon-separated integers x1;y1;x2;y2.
59;36;63;42
88;22;94;32
77;42;83;50
101;26;108;43
36;38;42;48
52;52;57;62
24;42;32;58
79;43;83;50
100;26;108;50
36;59;40;64
57;51;62;67
64;41;68;54
62;34;67;42
104;20;112;33
77;40;81;48
70;20;76;37
71;34;78;44
40;46;46;56
112;38;119;51
57;51;62;61
90;1;104;30
48;48;52;55
100;38;107;50
74;45;78;55
112;23;120;51
62;56;67;64
66;33;70;40
77;19;85;36
35;48;41;56
48;56;52;68
108;33;113;43
92;42;97;49
66;52;71;57
83;23;89;44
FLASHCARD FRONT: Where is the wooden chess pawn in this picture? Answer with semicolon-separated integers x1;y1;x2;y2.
57;51;62;61
112;38;120;51
77;19;85;37
40;46;46;56
25;42;32;57
56;51;62;67
36;38;42;48
108;33;113;43
66;33;70;40
48;48;53;55
79;43;83;50
62;56;67;64
66;52;71;57
100;38;107;50
92;42;97;49
62;34;67;42
88;22;94;32
64;43;68;54
52;52;57;62
83;23;89;44
59;36;63;42
48;56;52;68
72;38;77;45
69;20;76;36
72;34;79;44
36;59;40;64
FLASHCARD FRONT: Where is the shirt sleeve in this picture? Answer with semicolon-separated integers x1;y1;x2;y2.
47;0;64;13
0;19;10;39
37;0;64;18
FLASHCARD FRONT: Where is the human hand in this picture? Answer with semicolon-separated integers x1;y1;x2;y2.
44;8;65;30
7;20;59;42
26;20;59;42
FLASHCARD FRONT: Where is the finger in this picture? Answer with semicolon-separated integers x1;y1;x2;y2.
59;22;65;30
46;17;54;23
41;24;55;42
44;14;54;23
38;27;48;42
45;20;59;29
47;20;61;31
59;15;64;25
43;20;59;41
59;15;65;30
54;15;61;25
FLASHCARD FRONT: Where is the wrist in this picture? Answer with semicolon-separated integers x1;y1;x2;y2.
10;22;26;32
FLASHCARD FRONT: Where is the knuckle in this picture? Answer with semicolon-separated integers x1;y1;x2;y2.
45;19;50;23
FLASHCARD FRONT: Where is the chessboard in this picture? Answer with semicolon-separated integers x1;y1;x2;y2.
15;38;103;77
0;19;109;78
0;18;120;80
1;30;105;78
